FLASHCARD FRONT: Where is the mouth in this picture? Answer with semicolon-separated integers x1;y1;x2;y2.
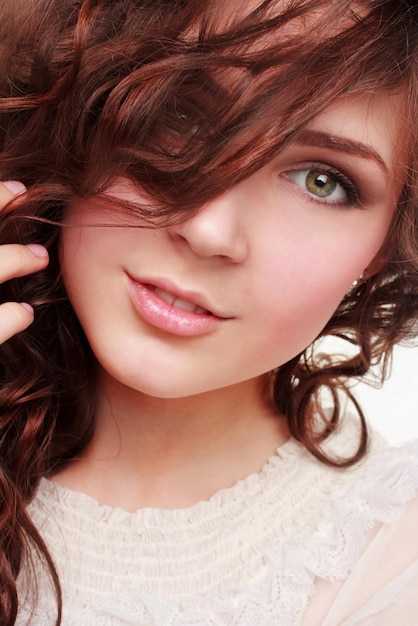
147;284;213;316
127;275;227;336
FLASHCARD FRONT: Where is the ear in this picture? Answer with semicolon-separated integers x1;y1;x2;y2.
365;250;387;278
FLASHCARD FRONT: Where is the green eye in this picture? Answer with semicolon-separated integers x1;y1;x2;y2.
305;170;337;198
284;167;353;204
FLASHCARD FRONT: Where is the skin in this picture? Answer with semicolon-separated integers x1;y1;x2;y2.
0;91;404;511
0;182;49;343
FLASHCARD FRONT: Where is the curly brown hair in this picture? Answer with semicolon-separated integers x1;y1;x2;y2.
0;0;417;623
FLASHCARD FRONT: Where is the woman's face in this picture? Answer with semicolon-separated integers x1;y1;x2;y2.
61;91;403;398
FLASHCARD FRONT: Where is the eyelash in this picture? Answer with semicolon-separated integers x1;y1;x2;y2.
286;164;361;208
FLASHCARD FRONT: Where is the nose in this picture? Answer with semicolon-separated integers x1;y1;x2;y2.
167;187;249;263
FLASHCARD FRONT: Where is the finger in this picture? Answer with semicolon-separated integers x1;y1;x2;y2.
0;243;49;283
0;181;27;211
0;301;34;343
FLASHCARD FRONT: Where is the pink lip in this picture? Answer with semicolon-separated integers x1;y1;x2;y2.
127;274;228;336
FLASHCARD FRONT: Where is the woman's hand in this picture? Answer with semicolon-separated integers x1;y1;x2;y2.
0;181;49;343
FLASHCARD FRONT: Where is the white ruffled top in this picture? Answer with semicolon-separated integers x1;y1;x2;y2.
17;422;418;626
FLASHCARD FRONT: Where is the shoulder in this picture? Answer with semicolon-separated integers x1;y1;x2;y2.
329;434;418;524
303;421;418;568
309;434;418;625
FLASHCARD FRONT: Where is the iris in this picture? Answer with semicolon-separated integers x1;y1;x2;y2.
305;170;337;197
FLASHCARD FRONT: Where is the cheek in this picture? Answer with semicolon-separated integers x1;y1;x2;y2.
249;223;386;355
240;269;346;374
60;225;115;318
258;279;341;346
262;207;391;293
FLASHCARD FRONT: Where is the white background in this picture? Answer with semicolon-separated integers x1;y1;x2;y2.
352;342;418;445
322;339;418;445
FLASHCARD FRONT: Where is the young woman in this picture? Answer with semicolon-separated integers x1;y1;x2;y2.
0;0;417;624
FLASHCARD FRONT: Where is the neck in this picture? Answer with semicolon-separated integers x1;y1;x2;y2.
54;368;289;511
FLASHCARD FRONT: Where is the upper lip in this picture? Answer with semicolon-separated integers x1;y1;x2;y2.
127;273;231;319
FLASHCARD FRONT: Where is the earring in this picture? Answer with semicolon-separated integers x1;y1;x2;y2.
345;271;367;298
350;271;367;289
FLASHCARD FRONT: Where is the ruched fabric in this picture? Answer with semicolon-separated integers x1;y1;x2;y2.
17;421;418;626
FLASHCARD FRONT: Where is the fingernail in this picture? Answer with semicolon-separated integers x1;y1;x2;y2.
27;243;48;258
2;180;27;195
20;302;34;314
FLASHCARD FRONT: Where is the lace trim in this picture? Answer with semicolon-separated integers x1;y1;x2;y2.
35;437;300;525
299;441;418;580
18;440;418;626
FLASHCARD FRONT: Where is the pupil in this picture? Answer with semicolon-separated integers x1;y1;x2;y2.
316;174;328;188
306;170;337;197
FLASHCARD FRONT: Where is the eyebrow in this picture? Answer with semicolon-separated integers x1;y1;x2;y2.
295;129;389;176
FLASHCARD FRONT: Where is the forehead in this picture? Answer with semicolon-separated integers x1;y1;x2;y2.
79;0;408;212
309;91;406;175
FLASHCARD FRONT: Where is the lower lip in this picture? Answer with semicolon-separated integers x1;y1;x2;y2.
127;278;224;336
